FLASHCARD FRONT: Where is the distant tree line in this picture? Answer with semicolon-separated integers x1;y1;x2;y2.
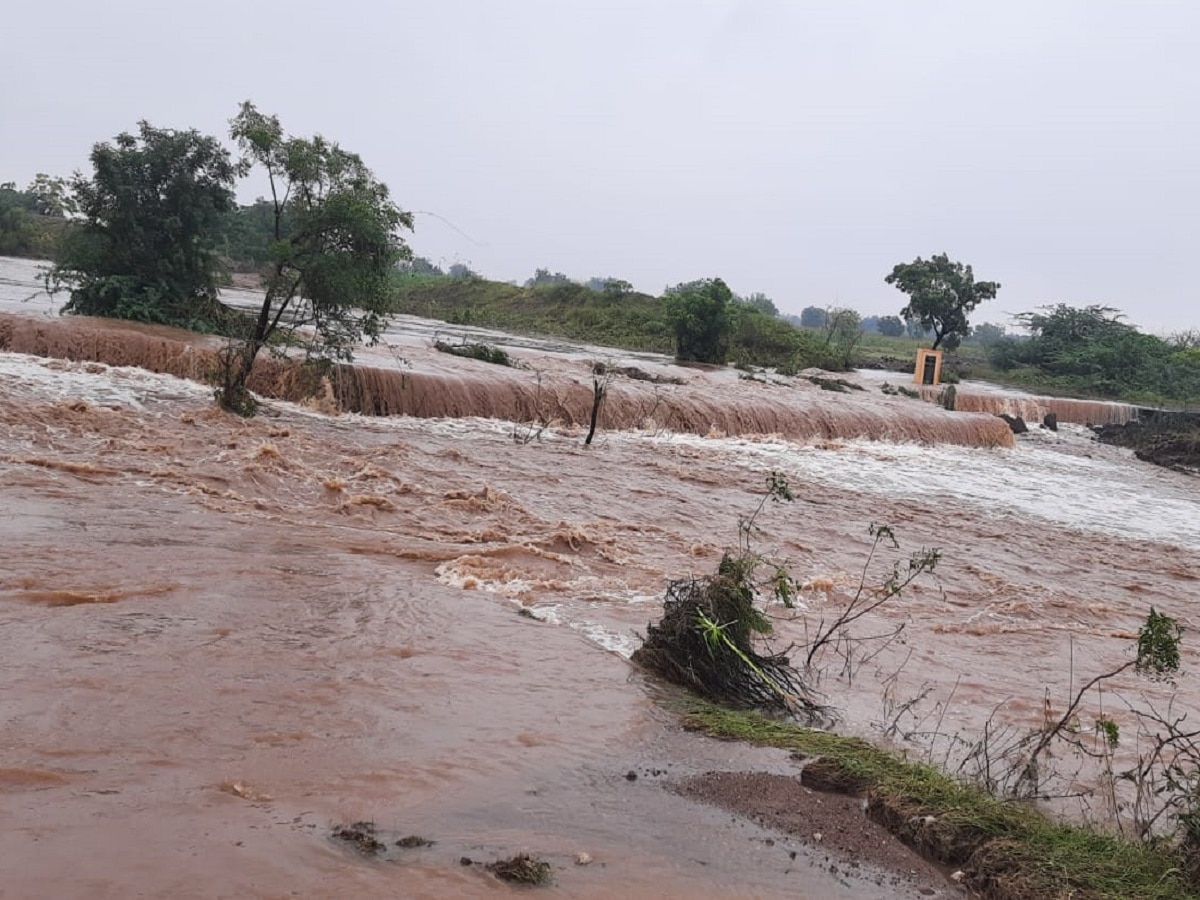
0;176;75;258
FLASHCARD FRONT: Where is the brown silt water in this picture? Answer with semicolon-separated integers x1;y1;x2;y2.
2;256;1198;897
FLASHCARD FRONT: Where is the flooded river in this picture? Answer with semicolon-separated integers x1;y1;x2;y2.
2;258;1198;897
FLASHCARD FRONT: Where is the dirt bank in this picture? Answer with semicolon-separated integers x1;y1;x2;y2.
1094;413;1200;474
675;771;952;894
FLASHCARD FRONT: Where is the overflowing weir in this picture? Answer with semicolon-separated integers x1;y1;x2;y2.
919;384;1136;427
0;313;1016;448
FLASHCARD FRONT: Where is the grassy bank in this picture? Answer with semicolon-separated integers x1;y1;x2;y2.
679;700;1195;900
390;275;676;354
389;275;841;370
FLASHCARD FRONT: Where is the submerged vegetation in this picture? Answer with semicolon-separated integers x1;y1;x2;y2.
633;554;828;719
486;853;553;886
432;339;517;367
633;473;937;721
633;473;1200;899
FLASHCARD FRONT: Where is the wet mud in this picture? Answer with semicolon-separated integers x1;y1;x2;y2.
675;772;953;895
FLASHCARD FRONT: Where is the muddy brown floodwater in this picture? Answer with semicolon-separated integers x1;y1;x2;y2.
0;354;953;899
1;256;1198;897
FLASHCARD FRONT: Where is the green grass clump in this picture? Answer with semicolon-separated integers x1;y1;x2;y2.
679;700;1195;900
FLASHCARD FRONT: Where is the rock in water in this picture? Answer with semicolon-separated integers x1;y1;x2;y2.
998;414;1028;434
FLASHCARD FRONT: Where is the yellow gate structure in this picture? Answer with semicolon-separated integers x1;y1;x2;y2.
914;348;943;386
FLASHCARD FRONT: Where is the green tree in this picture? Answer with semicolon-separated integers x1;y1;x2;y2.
219;101;413;414
215;199;280;269
822;307;863;369
0;183;41;256
26;173;77;218
601;278;633;300
885;253;999;350
988;304;1200;401
586;276;633;299
968;321;1006;345
876;314;905;337
664;278;734;363
47;121;240;330
740;292;779;317
406;256;445;276
799;305;827;329
526;267;572;288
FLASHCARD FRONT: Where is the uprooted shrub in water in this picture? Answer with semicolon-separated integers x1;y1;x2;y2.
632;554;830;721
633;471;938;723
633;472;832;720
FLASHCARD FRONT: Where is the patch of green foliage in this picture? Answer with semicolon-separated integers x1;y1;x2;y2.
214;199;280;271
433;339;516;367
731;300;830;370
47;121;242;333
664;278;734;364
988;305;1200;405
1137;606;1183;679
680;700;1197;900
0;180;73;259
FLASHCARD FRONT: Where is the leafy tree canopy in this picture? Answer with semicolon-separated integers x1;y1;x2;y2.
47;121;240;330
799;306;827;329
737;292;779;317
405;256;445;276
217;101;413;412
1016;303;1132;343
876;314;905;337
822;307;863;369
990;304;1200;402
526;267;573;288
586;276;634;298
664;277;734;364
968;321;1006;345
0;183;44;257
885;253;999;351
27;174;77;218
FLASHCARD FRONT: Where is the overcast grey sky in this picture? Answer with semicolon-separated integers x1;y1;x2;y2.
4;0;1197;331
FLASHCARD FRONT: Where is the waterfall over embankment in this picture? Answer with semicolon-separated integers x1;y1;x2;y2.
0;313;1014;447
919;385;1136;426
